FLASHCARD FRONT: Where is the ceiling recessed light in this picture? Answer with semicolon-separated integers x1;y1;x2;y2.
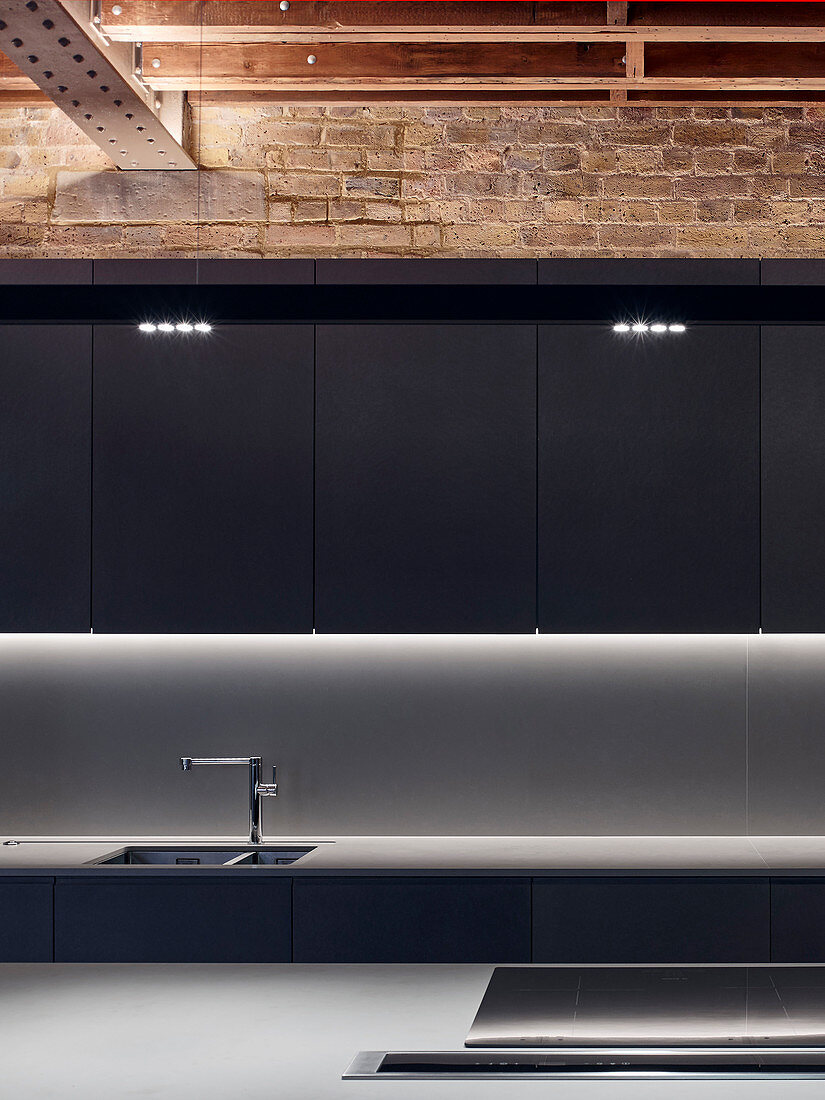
175;322;194;334
668;323;686;333
158;322;175;333
631;322;649;333
138;322;157;333
613;323;631;333
650;323;667;333
194;322;212;334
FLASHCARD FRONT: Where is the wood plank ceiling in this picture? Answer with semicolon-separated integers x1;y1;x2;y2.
3;1;825;109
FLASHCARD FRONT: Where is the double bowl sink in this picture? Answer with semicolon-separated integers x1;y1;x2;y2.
87;845;317;867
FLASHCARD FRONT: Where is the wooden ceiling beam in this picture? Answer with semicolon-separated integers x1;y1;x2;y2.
98;1;825;43
143;39;825;93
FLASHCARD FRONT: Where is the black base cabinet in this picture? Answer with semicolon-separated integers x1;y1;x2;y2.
0;881;53;962
54;879;291;963
293;877;531;963
532;878;770;963
771;880;825;962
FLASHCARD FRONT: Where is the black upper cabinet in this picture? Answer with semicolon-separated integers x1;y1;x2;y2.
93;325;313;632
761;327;825;631
538;325;760;632
315;324;536;632
0;325;91;631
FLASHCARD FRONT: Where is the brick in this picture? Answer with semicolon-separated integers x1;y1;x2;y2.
264;223;337;250
447;172;520;198
542;200;585;223
598;225;675;249
328;199;363;222
244;121;321;147
674;225;749;249
519;223;598;248
522;172;598;199
516;122;584;144
324;124;397;149
694;150;735;175
293;200;328;222
363;201;403;222
657;200;696;223
504;148;542;171
404;121;444;147
269;172;340;199
442;224;518;249
790;177;825;198
267;201;292;223
413;223;441;249
615;148;663;174
336;224;413;248
675;176;749;199
542;146;581;172
604;175;674;198
697;200;734;223
597;125;672;146
54;170;266;223
672;122;748;146
344;176;400;197
581;149;617;172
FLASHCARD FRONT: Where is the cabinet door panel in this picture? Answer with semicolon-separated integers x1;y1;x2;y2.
771;880;825;962
294;877;530;962
93;325;313;632
0;325;91;630
55;879;291;962
538;325;759;631
0;881;53;962
316;324;536;632
533;878;769;963
762;327;825;630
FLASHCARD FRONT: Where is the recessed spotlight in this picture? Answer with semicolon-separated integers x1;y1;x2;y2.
194;322;212;333
613;323;631;333
631;322;649;333
668;323;686;333
138;322;157;333
650;323;668;333
175;322;194;334
158;322;175;333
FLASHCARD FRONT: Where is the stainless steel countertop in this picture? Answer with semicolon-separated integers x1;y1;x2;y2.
2;834;825;875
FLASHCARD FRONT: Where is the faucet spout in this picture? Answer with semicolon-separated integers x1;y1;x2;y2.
178;755;278;844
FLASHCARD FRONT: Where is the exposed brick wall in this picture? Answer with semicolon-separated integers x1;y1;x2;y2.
2;102;825;257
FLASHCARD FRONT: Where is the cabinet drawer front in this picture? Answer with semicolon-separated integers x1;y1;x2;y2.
533;878;769;963
771;880;825;962
0;882;53;962
55;879;291;963
294;877;530;963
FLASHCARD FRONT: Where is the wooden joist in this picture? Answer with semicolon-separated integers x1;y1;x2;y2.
142;39;825;95
99;1;825;43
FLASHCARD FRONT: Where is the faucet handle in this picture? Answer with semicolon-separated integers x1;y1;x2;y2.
258;765;278;798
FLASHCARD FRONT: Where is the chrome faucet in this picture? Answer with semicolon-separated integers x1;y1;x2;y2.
179;756;278;845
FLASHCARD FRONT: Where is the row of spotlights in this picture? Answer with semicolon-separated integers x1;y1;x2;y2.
613;322;686;334
138;322;212;334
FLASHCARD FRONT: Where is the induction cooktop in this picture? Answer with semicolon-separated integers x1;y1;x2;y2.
465;966;825;1048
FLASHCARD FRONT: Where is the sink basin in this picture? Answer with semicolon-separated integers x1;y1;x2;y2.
87;846;315;867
